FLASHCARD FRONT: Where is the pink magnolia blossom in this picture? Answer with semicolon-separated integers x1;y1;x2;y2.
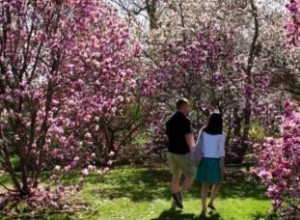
103;167;110;174
81;169;89;176
254;102;300;211
285;0;300;46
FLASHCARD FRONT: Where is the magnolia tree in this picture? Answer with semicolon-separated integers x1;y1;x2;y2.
47;5;153;169
285;0;300;46
254;102;300;211
276;0;300;102
156;26;237;120
130;0;286;161
112;0;291;163
253;0;300;212
0;0;149;208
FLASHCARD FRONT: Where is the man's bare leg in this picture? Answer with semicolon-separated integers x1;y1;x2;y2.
180;175;194;192
171;172;183;209
171;172;182;193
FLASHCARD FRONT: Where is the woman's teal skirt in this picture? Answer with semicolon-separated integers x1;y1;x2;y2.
195;158;222;184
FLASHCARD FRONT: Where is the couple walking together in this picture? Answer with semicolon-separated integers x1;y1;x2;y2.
166;98;225;216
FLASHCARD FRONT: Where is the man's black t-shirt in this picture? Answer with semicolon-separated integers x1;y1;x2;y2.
166;111;192;154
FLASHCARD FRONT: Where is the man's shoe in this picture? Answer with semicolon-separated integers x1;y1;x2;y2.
171;200;176;210
208;203;216;210
172;192;183;209
200;210;206;217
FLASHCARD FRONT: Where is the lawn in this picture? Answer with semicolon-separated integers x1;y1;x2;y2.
0;163;273;220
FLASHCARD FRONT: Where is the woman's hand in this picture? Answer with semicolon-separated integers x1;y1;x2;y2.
220;157;225;179
221;166;225;179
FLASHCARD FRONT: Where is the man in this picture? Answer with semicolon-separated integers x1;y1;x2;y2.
166;98;195;209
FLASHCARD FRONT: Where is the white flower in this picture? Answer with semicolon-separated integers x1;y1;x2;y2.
109;151;115;157
81;168;89;176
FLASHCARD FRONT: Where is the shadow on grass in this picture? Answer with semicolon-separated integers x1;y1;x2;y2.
251;212;278;220
1;164;268;206
150;209;197;220
0;213;76;220
85;165;268;202
0;170;82;189
150;209;222;220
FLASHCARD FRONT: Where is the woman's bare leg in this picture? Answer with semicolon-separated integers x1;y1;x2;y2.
201;183;210;214
208;184;221;208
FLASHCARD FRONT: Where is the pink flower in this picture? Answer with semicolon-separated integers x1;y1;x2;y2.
74;156;80;162
103;167;110;174
57;185;65;193
258;170;272;182
81;168;89;176
272;199;282;211
255;102;300;210
50;174;58;181
63;165;71;172
88;165;96;171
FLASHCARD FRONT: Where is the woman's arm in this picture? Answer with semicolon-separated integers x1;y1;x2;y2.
219;135;226;177
194;129;203;148
220;156;225;179
219;134;225;157
220;156;225;170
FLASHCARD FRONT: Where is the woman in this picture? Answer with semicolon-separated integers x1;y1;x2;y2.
195;113;225;216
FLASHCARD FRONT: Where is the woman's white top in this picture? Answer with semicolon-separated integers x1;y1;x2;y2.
197;131;225;158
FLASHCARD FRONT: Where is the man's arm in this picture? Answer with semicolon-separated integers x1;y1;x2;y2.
183;116;194;150
185;133;195;150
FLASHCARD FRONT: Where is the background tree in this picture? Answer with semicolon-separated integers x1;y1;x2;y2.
254;0;300;213
114;0;289;162
0;0;152;203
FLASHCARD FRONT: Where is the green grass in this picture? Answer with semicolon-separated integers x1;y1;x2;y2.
0;164;273;220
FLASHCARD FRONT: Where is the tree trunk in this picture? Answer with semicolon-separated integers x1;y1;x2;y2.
237;0;259;162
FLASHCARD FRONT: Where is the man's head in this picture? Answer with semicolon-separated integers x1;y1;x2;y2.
176;98;190;115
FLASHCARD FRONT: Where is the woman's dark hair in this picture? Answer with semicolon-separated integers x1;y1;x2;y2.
203;113;223;135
